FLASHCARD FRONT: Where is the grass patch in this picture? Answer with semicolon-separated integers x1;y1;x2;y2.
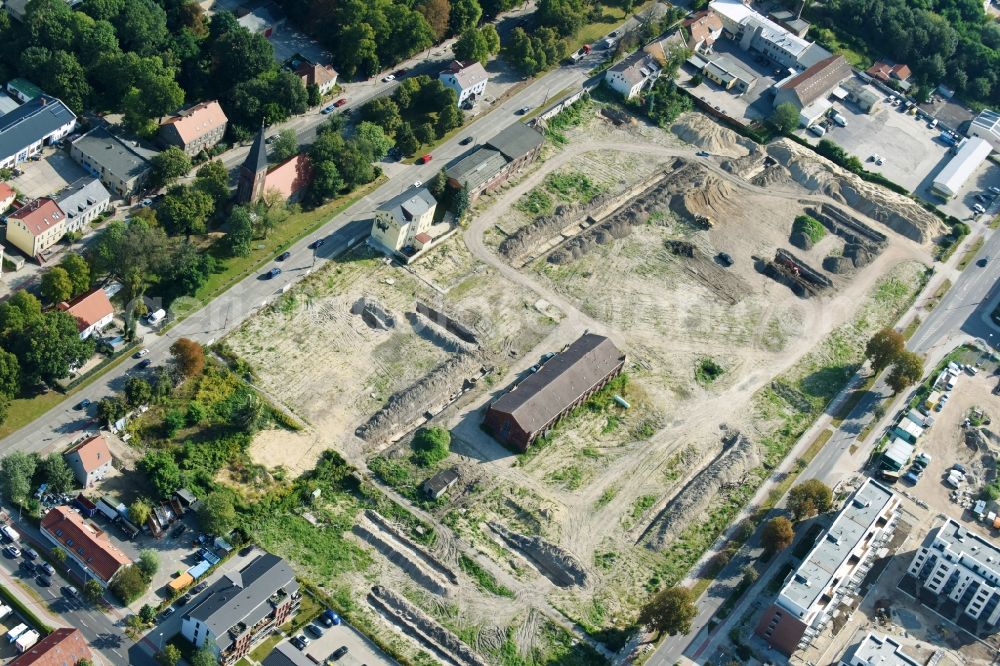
546;465;584;490
957;237;985;270
192;176;386;306
543;95;593;145
596;485;619;508
792;214;827;244
459;555;515;598
515;189;554;216
623;494;657;530
544;170;606;203
248;632;283;662
831;377;875;426
901;315;922;340
695;357;725;386
0;583;51;635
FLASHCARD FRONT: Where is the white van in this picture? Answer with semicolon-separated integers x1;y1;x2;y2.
809;124;826;137
5;624;27;643
146;308;166;325
832;113;847;127
1;525;19;543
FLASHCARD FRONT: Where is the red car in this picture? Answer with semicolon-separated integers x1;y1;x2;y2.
333;98;348;107
420;154;432;164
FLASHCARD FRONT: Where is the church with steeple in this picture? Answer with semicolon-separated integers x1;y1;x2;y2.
236;124;313;205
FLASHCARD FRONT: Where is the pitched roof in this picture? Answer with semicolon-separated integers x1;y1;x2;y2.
295;62;338;87
778;55;851;107
867;61;911;82
489;334;625;434
185;553;298;652
445;148;507;191
9;628;92;666
378;187;436;225
485;122;544;162
441;60;488;90
54;177;110;221
41;506;132;583
262;154;312;200
8;198;63;236
159;101;228;145
58;289;114;331
63;433;113;472
0;95;76;165
244;124;269;175
0;182;14;202
608;51;662;87
684;10;723;45
71;126;153;183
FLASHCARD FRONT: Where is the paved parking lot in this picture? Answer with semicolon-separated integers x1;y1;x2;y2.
288;617;396;666
8;148;88;200
678;38;785;123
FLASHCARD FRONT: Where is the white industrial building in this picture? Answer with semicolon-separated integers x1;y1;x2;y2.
756;479;900;655
931;136;993;198
970;109;1000;152
709;0;830;69
908;517;1000;627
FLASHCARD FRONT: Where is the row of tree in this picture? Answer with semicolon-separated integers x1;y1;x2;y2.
359;75;464;158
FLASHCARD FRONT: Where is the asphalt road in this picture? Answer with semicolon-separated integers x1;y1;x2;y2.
647;223;1000;665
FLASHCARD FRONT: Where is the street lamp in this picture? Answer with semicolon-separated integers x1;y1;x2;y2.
158;632;164;652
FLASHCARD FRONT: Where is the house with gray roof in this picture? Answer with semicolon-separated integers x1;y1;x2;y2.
54;178;111;233
439;60;488;107
484;334;626;451
446;123;544;201
0;94;76;170
181;552;300;665
70;127;155;199
605;51;662;100
369;186;438;255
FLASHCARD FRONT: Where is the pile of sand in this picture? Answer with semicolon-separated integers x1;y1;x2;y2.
672;113;755;158
767;139;945;243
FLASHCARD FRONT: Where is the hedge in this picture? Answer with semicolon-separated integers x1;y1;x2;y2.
0;583;52;635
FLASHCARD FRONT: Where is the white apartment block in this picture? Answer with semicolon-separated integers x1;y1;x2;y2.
907;518;1000;626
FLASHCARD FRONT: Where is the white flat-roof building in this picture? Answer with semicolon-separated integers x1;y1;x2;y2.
969;109;1000;152
710;0;829;69
839;633;920;666
931;136;993;198
756;478;900;655
908;517;1000;627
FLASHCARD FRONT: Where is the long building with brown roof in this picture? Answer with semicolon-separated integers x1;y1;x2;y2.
484;334;626;451
10;628;92;666
158;100;228;157
773;55;851;111
41;506;132;587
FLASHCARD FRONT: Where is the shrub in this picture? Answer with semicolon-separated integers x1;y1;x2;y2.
411;427;451;467
792;215;826;244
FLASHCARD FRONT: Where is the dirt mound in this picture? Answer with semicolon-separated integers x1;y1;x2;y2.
488;522;588;587
766;139;944;243
547;213;637;264
356;351;484;445
642;433;761;551
368;585;489;666
790;231;813;251
672;113;755;158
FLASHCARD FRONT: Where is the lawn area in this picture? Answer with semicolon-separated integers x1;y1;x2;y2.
957;236;985;270
190;176;386;307
571;4;632;52
249;633;283;663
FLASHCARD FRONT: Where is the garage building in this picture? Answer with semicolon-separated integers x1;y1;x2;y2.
484;334;626;452
931;136;993;198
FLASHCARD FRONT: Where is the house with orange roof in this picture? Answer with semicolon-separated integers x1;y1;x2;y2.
4;197;65;259
867;60;911;84
683;10;723;54
158;100;228;157
0;182;15;214
295;61;338;96
41;505;132;586
57;288;114;339
63;433;114;487
9;628;92;666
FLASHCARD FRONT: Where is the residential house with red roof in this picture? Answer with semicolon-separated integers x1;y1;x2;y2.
683;10;723;54
867;61;911;84
295;61;338;96
63;433;114;487
0;182;15;214
158;101;228;157
9;628;92;666
41;506;132;587
57;288;114;339
4;198;65;259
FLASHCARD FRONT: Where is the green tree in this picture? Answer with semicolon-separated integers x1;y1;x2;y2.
0;349;19;398
129;498;152;526
150;147;192;188
140;450;183;497
59;254;91;296
762;516;794;555
306;82;321;107
449;0;482;34
83;578;104;604
307;161;345;206
411;427;451;467
158;184;214;237
50;547;66;565
225;206;254;257
194;160;230;206
190;646;217;666
741;564;759;587
110;564;149;603
0;451;38;505
170;338;204;377
454;27;490;64
41;454;75;493
41;267;73;304
770;102;800;133
536;0;584;36
157;644;181;666
865;328;905;374
197;491;237;535
13;311;95;385
356;121;394;160
637;586;697;639
787;479;833;521
137;549;159;577
887;350;924;394
139;603;156;623
124;376;153;407
418;0;451;40
436;103;463;137
453;185;470;218
396;123;420;156
96;396;127;425
270;128;299;163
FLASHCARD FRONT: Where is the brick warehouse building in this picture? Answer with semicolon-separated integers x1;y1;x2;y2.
484;334;626;451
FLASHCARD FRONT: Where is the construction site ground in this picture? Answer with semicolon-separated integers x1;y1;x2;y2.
224;104;946;664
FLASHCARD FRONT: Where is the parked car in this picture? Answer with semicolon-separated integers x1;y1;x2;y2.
381;74;395;82
333;98;348;107
134;348;149;358
4;546;21;558
40;563;54;576
321;105;335;114
517;106;530;115
297;634;310;646
137;359;152;370
192;581;208;593
19;560;34;574
695;150;710;157
290;636;306;650
902;471;919;484
978;256;990;267
22;547;37;560
305;623;323;638
266;267;282;279
177;592;193;606
460;136;474;145
393;68;408;77
74;399;91;411
973;203;986;215
953;463;968;474
36;575;51;587
322;610;342;626
309;238;326;250
276;251;291;261
160;607;176;620
420;153;432;164
990;186;1000;196
171;524;187;539
62;586;78;598
332;646;349;660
